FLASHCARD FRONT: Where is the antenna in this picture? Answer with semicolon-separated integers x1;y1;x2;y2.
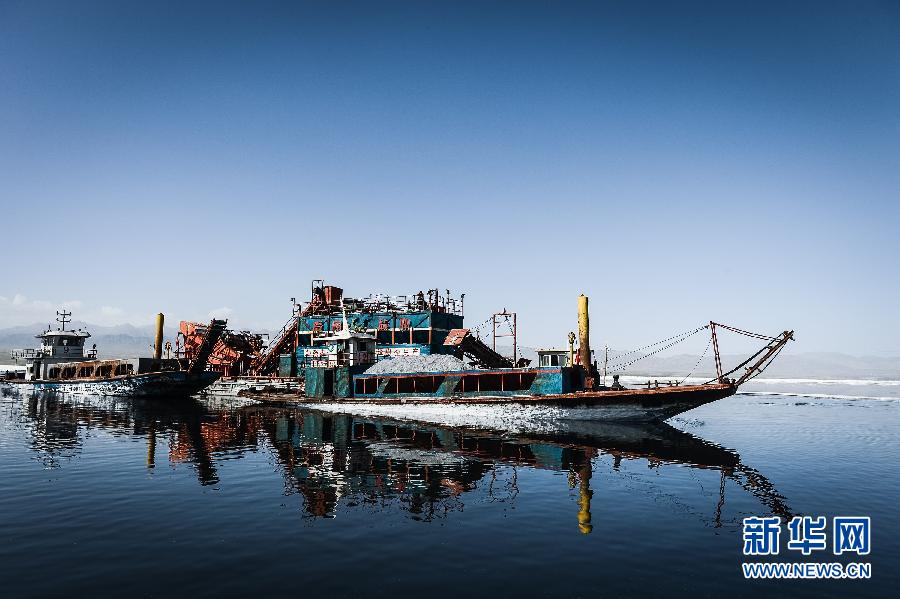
56;310;71;331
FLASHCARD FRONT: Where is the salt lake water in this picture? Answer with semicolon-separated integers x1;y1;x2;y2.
0;379;897;598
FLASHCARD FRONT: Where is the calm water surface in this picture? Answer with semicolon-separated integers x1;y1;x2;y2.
1;382;897;598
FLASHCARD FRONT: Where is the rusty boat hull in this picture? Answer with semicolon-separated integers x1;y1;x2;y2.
295;382;738;425
5;370;221;398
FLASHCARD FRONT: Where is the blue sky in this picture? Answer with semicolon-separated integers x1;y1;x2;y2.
1;1;898;355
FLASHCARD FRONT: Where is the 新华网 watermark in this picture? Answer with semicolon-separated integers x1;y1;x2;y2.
741;516;871;580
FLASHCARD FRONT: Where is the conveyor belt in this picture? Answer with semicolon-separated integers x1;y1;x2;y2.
187;319;228;375
443;328;514;368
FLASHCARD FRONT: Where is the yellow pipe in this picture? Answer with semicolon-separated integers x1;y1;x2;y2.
154;313;164;360
578;295;591;376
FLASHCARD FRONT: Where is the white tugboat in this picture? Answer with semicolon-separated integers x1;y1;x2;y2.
5;310;225;398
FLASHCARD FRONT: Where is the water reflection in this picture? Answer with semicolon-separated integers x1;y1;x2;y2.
10;389;792;531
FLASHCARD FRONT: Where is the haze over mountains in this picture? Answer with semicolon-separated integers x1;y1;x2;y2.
2;322;898;379
493;347;900;381
594;351;900;381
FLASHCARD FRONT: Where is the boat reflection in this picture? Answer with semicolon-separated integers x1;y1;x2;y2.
13;389;792;531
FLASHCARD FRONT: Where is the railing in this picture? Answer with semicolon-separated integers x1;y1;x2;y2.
306;289;464;317
9;348;44;360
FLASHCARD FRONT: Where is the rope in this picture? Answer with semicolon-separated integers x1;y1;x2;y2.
738;343;788;384
473;313;517;346
500;313;515;336
679;336;711;385
471;315;493;339
702;333;789;385
713;322;776;341
607;326;708;373
606;325;709;367
703;344;769;384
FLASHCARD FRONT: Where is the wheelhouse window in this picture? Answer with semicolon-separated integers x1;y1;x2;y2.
114;364;133;376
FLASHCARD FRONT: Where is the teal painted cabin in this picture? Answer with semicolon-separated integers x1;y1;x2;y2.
352;367;573;399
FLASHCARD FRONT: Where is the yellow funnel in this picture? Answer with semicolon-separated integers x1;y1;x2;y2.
578;295;591;374
154;313;164;360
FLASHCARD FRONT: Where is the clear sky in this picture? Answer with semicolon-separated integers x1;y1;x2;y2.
1;0;898;356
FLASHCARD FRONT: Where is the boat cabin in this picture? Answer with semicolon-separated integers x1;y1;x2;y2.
536;349;571;368
15;325;95;381
298;324;377;369
10;312;178;382
37;329;92;359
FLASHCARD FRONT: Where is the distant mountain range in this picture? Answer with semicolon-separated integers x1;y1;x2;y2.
608;351;900;380
2;322;898;379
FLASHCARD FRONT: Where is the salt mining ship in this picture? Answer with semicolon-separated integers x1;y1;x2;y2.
5;311;224;397
197;281;794;423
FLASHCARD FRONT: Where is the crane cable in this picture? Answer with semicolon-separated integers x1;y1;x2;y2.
704;339;788;385
606;325;709;373
678;336;712;385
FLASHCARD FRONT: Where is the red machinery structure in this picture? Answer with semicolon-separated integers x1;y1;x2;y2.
177;281;347;378
177;321;266;377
